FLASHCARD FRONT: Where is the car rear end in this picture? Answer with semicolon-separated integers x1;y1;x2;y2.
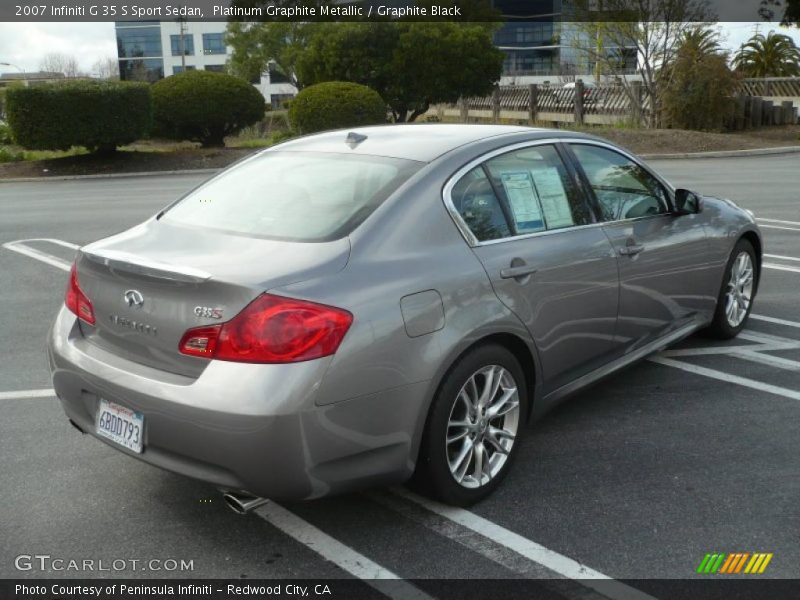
48;148;425;500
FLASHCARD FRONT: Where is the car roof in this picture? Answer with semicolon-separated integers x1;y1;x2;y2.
269;124;573;162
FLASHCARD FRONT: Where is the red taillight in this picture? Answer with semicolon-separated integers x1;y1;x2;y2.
179;294;353;364
65;263;95;325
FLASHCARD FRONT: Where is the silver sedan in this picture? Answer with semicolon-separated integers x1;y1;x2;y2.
48;125;761;508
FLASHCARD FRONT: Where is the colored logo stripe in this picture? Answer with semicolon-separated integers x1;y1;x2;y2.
697;552;773;574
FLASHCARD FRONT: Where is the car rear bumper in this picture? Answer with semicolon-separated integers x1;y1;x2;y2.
47;306;427;500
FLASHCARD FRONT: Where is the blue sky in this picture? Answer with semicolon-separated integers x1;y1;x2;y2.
0;21;799;77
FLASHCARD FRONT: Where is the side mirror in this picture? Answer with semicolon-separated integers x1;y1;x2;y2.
674;189;703;215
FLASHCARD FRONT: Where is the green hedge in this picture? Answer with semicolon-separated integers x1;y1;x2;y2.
152;71;265;147
288;82;386;134
6;81;151;153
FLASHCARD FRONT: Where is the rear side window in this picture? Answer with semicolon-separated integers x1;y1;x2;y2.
450;144;591;243
162;151;422;242
450;167;512;242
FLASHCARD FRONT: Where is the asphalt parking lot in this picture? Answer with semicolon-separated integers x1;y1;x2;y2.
1;153;798;597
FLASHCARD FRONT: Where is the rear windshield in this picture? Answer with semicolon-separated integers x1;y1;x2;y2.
162;151;423;242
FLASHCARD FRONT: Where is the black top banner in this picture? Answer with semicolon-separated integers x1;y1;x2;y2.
1;0;795;23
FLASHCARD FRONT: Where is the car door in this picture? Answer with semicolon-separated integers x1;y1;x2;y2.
566;142;714;351
447;142;621;394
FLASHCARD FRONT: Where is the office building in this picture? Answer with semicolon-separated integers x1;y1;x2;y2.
115;21;296;107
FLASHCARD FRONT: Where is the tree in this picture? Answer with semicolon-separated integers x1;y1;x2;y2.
759;0;800;26
225;21;311;87
39;53;81;78
92;57;120;81
732;31;800;77
294;22;504;122
680;26;723;56
572;0;716;128
662;34;736;131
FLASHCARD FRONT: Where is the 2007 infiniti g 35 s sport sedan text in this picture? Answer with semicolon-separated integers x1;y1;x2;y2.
49;125;761;508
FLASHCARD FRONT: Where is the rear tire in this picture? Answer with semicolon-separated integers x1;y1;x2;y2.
412;344;527;506
704;239;757;339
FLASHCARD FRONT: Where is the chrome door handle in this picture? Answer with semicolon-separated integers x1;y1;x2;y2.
500;265;538;279
618;244;644;256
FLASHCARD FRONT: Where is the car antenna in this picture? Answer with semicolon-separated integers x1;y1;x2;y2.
345;132;368;148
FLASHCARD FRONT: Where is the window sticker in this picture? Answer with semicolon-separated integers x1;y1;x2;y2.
500;172;544;232
531;167;574;229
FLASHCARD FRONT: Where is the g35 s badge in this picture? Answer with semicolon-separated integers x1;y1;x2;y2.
194;306;224;319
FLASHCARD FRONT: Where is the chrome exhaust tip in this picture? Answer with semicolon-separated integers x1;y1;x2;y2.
222;492;268;515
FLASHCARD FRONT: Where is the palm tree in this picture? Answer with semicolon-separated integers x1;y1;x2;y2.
732;31;800;77
680;27;723;57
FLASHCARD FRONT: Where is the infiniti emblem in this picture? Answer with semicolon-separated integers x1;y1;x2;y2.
123;289;145;309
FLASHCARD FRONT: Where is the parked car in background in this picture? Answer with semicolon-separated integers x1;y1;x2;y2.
49;125;761;508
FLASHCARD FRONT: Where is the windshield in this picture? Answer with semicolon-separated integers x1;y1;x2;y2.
162;151;423;242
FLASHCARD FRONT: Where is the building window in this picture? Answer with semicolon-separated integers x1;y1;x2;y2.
172;65;196;75
202;33;226;55
170;34;194;56
116;26;162;58
494;21;558;47
268;64;290;84
119;58;164;82
204;64;225;72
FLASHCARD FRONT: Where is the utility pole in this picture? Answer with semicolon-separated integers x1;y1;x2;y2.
178;17;187;70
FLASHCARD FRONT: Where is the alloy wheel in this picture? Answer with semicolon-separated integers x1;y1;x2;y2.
446;365;520;489
724;251;754;328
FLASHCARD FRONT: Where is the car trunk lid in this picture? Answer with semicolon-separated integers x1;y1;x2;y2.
75;220;351;378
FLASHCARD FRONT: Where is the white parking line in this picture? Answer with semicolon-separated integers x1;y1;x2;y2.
750;314;800;329
253;502;433;600
0;388;55;400
731;350;800;372
758;218;800;227
649;356;800;401
758;224;800;233
764;253;800;262
391;488;656;600
15;238;80;250
764;262;800;274
2;240;71;271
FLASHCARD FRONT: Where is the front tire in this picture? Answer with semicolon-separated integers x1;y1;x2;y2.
413;344;527;506
705;239;757;339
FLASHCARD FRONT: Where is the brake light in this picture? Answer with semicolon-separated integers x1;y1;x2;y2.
65;263;96;325
179;294;353;363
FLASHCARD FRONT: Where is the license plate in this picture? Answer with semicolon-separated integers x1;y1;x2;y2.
95;399;144;454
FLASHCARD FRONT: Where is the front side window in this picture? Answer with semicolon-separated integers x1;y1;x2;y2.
202;33;226;55
450;144;592;243
570;144;669;221
484;145;591;234
162;152;422;242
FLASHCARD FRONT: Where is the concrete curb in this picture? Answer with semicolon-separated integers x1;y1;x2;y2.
0;168;221;184
1;145;799;182
640;146;800;160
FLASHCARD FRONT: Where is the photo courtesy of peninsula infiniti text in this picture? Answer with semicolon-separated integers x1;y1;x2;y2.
48;125;762;508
